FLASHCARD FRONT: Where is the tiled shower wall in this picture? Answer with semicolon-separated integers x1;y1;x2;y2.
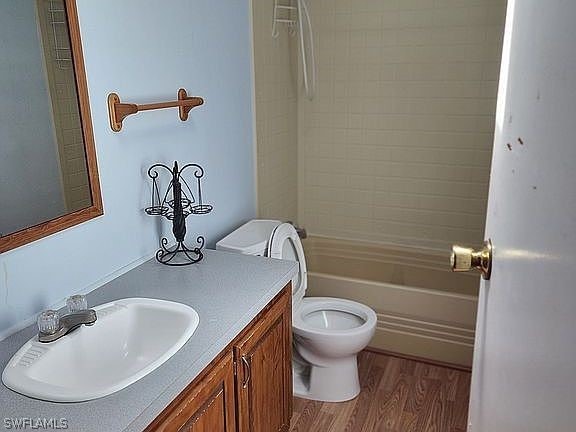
297;0;507;250
253;0;298;222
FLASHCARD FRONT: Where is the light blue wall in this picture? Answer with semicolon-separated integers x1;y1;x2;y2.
0;0;256;338
0;0;65;235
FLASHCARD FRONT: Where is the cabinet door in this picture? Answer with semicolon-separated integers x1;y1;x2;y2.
235;286;292;432
146;353;236;432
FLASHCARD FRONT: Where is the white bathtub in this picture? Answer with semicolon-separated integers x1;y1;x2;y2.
303;236;479;367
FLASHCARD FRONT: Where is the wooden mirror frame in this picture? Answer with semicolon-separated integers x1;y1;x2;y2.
0;0;103;254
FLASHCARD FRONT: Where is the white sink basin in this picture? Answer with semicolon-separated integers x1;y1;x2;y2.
2;298;199;402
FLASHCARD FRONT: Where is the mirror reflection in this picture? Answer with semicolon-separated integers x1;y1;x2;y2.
0;0;92;237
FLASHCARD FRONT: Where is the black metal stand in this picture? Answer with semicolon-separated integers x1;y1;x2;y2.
155;236;205;266
145;161;213;266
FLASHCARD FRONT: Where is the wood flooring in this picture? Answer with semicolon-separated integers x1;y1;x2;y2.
290;351;471;432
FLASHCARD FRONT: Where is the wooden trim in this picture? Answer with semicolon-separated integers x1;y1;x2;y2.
0;0;103;254
365;347;472;373
67;0;102;215
284;285;293;421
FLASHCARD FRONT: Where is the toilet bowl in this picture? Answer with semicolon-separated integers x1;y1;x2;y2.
292;297;376;401
216;220;377;402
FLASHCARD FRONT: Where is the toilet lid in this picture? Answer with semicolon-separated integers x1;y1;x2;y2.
267;223;307;308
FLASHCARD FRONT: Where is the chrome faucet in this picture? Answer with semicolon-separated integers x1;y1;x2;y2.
37;295;97;343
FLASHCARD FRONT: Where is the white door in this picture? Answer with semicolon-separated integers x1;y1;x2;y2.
468;1;576;431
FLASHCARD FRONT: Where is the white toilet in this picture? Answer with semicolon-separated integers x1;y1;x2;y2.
217;220;377;402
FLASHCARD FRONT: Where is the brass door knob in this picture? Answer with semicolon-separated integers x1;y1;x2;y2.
450;239;492;280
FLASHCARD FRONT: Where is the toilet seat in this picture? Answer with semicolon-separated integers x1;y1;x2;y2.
293;297;377;339
267;224;377;337
267;223;307;308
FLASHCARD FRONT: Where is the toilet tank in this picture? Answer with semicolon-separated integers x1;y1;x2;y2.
216;219;281;256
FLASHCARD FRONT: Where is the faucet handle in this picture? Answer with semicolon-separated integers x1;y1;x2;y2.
37;310;60;335
66;295;88;313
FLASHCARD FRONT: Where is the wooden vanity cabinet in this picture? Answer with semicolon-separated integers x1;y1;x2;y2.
146;353;237;432
234;285;292;432
146;284;292;432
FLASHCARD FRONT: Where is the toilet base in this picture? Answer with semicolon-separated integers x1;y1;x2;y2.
292;355;360;402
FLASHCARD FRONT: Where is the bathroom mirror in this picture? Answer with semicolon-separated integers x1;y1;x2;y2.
0;0;102;253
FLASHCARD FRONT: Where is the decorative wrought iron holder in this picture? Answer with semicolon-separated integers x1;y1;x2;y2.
145;161;213;266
